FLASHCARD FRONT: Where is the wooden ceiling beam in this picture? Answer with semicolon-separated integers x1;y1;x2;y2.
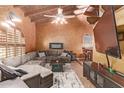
14;5;76;23
29;7;59;18
113;5;123;11
35;17;52;24
28;5;70;17
24;5;59;16
30;9;57;22
13;5;26;8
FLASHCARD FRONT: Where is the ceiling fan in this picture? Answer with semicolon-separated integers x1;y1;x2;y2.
44;8;75;24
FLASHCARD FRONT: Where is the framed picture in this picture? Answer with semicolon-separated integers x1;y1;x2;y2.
49;43;63;49
118;32;124;41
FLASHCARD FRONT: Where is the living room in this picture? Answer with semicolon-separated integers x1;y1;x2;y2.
0;3;124;90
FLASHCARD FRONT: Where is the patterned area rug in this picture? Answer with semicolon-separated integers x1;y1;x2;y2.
44;63;84;88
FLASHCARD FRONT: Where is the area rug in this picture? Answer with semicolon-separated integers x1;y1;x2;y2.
43;63;84;88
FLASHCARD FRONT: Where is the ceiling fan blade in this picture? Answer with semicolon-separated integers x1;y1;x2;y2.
76;5;89;9
58;8;63;14
74;8;87;15
44;15;56;18
64;15;75;18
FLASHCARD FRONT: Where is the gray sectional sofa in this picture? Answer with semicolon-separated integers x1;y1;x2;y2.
0;51;53;88
38;50;72;63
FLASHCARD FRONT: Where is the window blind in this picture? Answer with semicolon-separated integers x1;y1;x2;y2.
0;27;25;58
7;28;15;44
7;46;15;57
0;30;6;43
0;45;6;59
16;46;22;56
15;30;22;44
22;46;25;55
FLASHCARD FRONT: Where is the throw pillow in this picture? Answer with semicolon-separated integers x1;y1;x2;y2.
38;52;46;57
61;52;68;57
0;64;21;81
15;69;28;76
4;56;21;67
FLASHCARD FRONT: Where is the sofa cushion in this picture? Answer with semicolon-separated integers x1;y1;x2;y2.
30;52;37;59
18;65;52;80
3;56;21;67
24;60;42;65
26;54;31;61
21;55;28;64
46;50;59;56
26;52;37;60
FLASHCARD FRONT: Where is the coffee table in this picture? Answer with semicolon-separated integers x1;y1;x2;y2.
51;60;64;72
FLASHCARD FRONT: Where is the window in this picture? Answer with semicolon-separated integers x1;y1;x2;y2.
83;34;93;48
0;26;25;59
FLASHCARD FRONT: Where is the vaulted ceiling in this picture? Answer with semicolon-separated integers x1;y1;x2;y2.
0;5;123;25
14;5;77;23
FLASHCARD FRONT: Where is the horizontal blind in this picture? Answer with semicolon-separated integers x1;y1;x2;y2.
22;46;25;55
0;45;6;59
16;46;22;56
0;30;6;43
7;46;15;57
7;28;15;44
15;30;22;44
0;27;25;59
21;37;25;44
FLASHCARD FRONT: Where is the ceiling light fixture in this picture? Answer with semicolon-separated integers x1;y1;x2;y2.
51;16;68;24
44;7;75;24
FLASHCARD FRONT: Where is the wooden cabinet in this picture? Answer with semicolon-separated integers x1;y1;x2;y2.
83;62;92;79
83;62;123;88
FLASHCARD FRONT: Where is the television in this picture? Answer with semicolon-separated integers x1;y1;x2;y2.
49;43;63;49
93;5;121;59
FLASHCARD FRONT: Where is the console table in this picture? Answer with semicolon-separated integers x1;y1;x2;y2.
83;61;124;88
